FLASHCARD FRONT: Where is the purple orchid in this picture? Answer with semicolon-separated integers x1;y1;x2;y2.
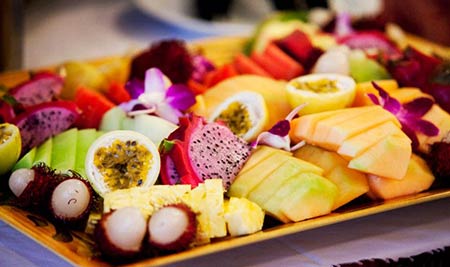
253;104;306;151
121;68;196;124
368;81;439;150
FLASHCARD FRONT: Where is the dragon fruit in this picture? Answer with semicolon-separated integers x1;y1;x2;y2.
9;73;63;107
160;114;251;189
13;100;79;153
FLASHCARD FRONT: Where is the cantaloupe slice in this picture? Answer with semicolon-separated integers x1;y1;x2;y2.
352;79;399;107
367;154;434;200
312;106;379;148
416;105;450;153
322;106;401;151
348;133;411;179
247;157;323;206
294;144;345;173
390;88;433;104
290;108;347;143
337;121;403;160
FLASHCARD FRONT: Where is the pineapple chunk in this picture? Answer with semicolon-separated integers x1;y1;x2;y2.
103;185;191;218
182;179;227;244
224;197;264;236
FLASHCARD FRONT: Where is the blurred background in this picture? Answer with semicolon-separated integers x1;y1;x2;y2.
1;0;449;71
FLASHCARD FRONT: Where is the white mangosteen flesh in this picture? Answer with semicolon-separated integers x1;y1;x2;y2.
51;179;91;219
105;207;147;252
148;206;190;245
8;168;35;197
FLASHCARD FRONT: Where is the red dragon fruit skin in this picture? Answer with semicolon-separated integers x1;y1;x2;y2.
13;100;79;153
160;114;251;189
9;73;64;107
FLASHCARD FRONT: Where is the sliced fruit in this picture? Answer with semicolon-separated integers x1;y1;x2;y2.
85;130;160;197
275;29;315;65
121;114;178;147
224;197;264;237
367;154;434;200
9;73;63;107
208;91;269;141
232;54;272;77
51;128;78;171
0;123;22;175
352;79;399;107
202;63;238;89
12;147;36;171
99;106;127;132
12;100;79;153
191;75;291;132
390;88;432;104
105;81;131;105
60;61;108;100
247;157;323;206
262;43;304;79
337;121;403;160
348;133;412;179
294;144;368;210
414;104;450;154
74;129;98;178
238;145;291;175
286;73;356;115
33;137;53;166
348;50;391;83
227;152;292;198
74;87;115;129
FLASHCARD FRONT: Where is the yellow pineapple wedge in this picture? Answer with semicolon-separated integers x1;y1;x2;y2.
224;197;264;237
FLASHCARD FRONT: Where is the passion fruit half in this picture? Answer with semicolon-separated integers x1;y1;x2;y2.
0;123;21;175
208;91;269;141
85;130;160;197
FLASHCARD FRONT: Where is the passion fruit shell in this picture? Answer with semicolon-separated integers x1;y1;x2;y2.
85;130;161;197
0;123;22;175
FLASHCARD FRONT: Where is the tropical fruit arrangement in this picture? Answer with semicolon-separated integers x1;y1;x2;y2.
1;11;450;264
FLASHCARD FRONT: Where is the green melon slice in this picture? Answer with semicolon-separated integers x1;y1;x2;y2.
34;138;53;166
51;128;78;171
74;128;98;177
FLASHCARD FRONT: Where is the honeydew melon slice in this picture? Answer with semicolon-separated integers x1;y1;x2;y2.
247;157;323;206
13;148;36;171
33;137;53;166
74;129;98;177
51;128;78;171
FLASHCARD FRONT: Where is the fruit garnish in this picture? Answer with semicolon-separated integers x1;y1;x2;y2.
0;123;21;175
253;105;305;151
85;130;160;197
147;203;197;251
129;39;193;84
190;55;215;83
427;132;450;186
224;197;264;237
121;68;196;124
12;100;79;153
95;207;147;259
208;91;269;141
368;82;439;150
74;87;115;129
8;73;63;107
159;114;251;189
286;73;356;115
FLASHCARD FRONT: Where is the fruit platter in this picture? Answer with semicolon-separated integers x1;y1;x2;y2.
1;12;450;267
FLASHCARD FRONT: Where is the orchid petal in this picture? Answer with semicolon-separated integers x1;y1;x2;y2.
155;102;182;124
286;103;306;121
401;124;419;150
166;84;196;111
367;93;380;105
408;119;440;136
269;120;290;137
119;99;145;112
254;132;291;151
145;68;166;94
334;12;354;37
383;96;402;114
403;97;434;116
125;79;145;99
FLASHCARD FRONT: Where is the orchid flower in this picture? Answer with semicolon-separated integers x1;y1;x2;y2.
253;104;306;151
120;68;196;124
368;81;439;150
334;12;354;38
